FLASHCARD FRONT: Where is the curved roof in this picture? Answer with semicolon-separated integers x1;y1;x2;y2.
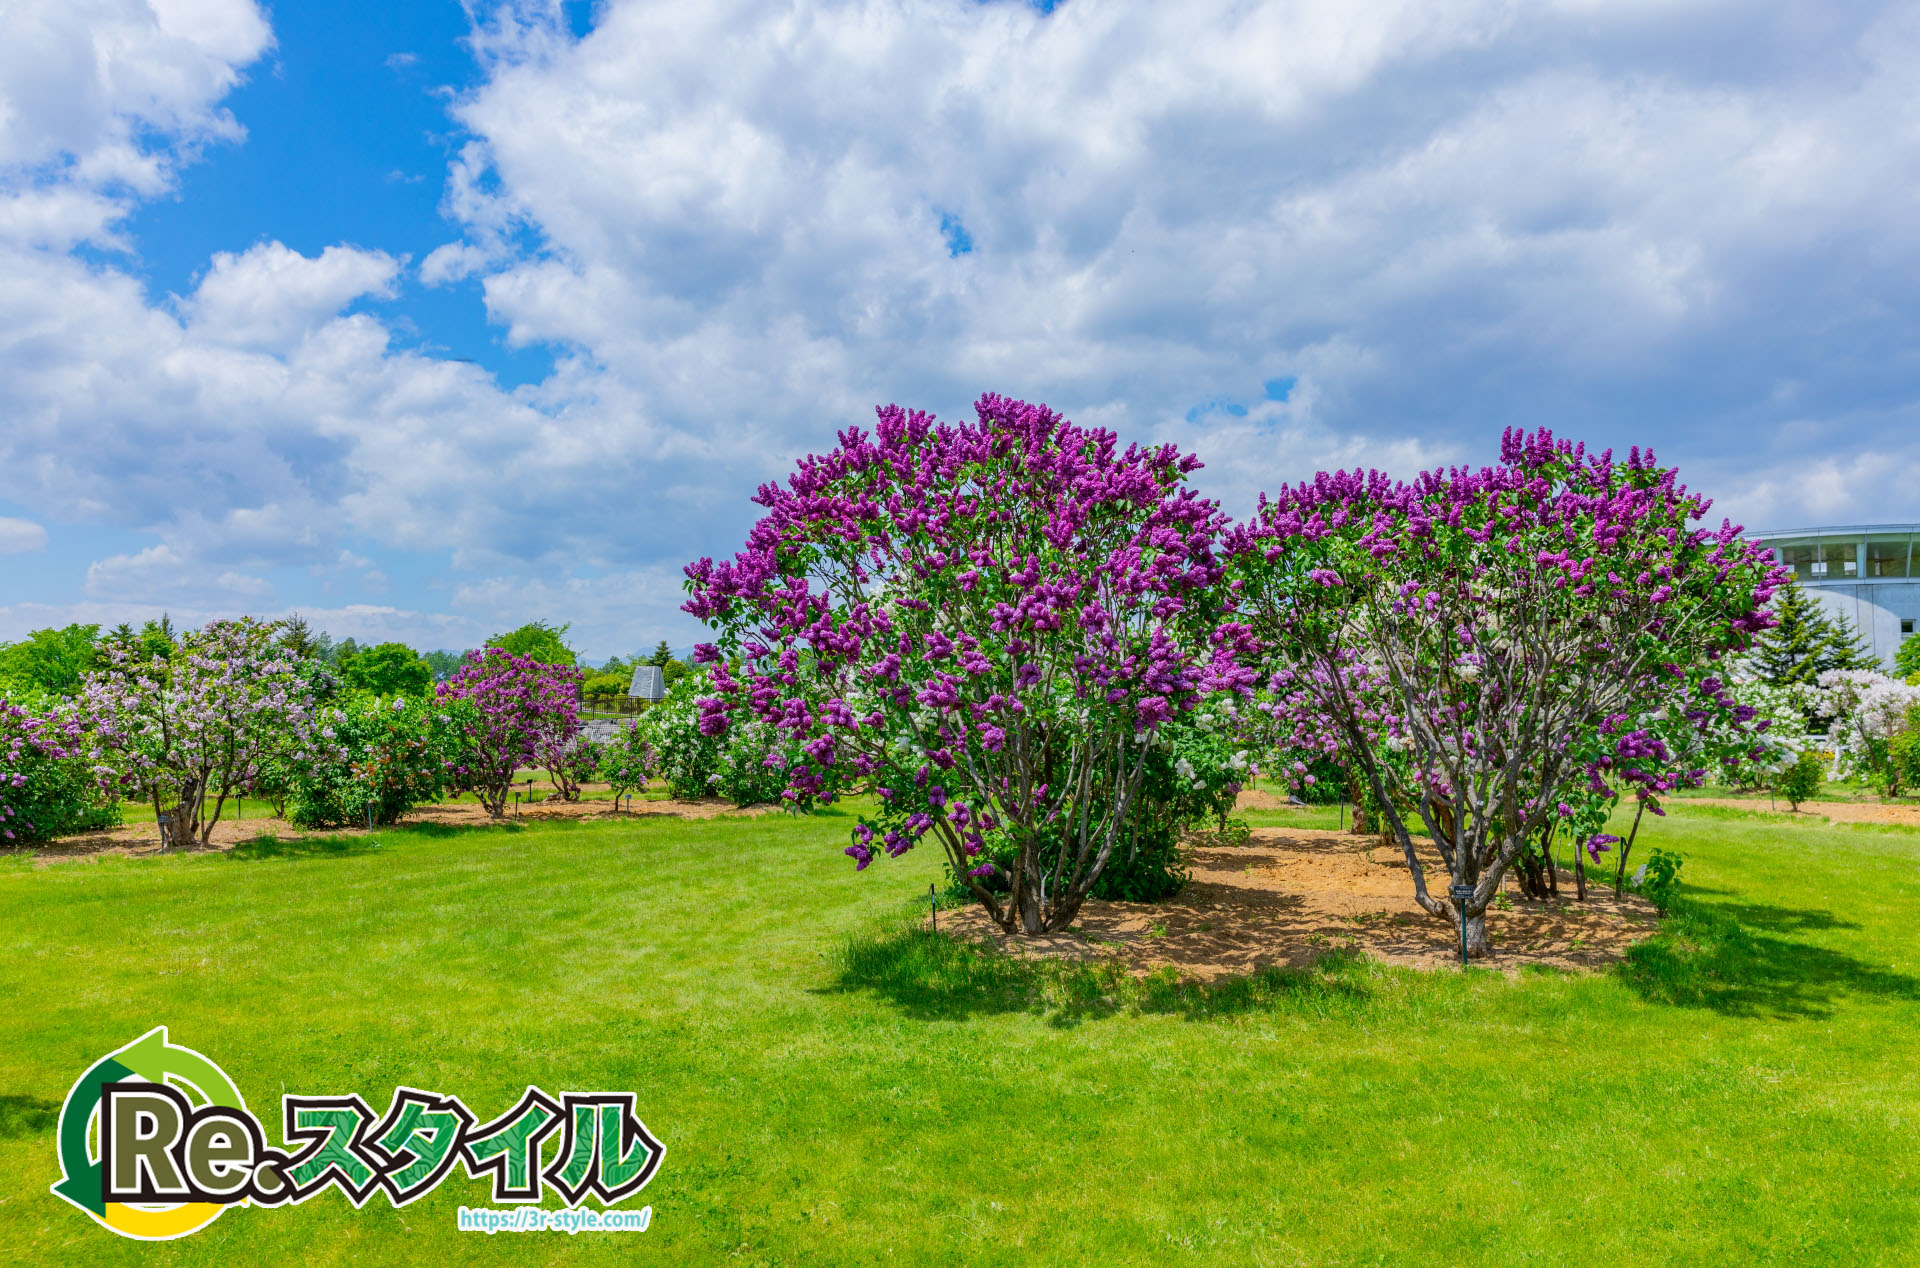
1750;523;1920;539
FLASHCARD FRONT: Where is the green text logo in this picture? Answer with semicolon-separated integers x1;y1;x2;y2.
50;1028;664;1241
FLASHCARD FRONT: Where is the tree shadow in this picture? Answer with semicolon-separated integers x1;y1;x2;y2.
0;1095;58;1140
822;921;1378;1028
1618;893;1916;1019
400;822;468;839
225;833;385;862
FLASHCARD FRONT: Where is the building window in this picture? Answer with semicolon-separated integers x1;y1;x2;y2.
1775;541;1817;580
1906;619;1916;635
1868;534;1912;578
1823;540;1861;576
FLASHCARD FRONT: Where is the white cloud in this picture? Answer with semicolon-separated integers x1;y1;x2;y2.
84;544;272;603
0;517;48;553
0;0;271;247
439;0;1920;509
182;241;403;350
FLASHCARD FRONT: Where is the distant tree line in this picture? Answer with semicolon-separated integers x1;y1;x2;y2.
0;616;694;704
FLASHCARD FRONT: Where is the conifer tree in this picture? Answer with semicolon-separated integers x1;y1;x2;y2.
1750;580;1876;685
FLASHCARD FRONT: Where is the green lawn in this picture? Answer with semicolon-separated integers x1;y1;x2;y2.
1;801;1916;1265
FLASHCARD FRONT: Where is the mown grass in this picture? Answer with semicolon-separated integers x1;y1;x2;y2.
0;801;1916;1265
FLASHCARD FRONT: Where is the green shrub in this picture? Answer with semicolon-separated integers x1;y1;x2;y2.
286;695;475;827
635;679;722;800
597;721;654;805
1776;748;1825;810
1634;848;1685;912
717;715;812;809
1876;704;1920;798
634;675;821;809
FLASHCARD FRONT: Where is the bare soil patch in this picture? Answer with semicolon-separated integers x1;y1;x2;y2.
17;790;773;865
944;825;1660;979
1679;796;1920;827
1234;787;1310;812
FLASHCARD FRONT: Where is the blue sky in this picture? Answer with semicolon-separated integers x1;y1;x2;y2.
115;2;554;385
2;0;1918;660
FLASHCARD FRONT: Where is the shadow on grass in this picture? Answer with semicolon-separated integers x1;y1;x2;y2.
1619;893;1917;1019
226;833;385;862
402;821;468;839
0;1095;58;1139
835;892;1917;1027
827;920;1394;1028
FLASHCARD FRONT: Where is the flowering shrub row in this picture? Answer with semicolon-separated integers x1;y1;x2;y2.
1;623;604;849
687;405;1787;950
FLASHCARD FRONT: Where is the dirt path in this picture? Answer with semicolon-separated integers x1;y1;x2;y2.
944;826;1659;978
1675;796;1920;826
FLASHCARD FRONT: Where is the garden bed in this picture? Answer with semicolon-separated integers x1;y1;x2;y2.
17;792;774;862
942;826;1660;977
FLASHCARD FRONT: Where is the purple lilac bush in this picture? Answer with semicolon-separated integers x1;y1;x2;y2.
436;648;583;815
1226;429;1785;955
0;697;115;843
684;395;1252;934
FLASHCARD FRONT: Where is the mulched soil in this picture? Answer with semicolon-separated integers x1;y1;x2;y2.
944;825;1661;978
18;793;771;865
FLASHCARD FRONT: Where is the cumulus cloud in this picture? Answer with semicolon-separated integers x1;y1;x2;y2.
3;0;1920;655
0;517;48;553
439;0;1920;521
182;241;403;350
84;544;273;604
0;0;271;248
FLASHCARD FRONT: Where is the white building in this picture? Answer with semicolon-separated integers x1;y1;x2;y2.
1750;525;1919;670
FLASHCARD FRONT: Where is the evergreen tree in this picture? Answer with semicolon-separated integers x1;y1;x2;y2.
647;640;674;668
277;614;323;660
1751;580;1878;685
137;615;176;662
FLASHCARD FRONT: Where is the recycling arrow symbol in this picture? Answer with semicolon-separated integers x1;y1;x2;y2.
49;1027;248;1239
